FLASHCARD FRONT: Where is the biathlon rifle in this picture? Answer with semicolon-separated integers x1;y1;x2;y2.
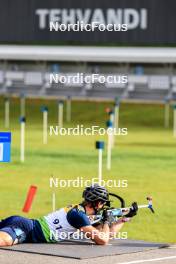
90;194;155;225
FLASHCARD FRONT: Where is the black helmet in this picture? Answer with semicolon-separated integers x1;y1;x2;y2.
83;184;109;202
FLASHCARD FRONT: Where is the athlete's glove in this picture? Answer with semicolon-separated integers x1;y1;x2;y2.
101;209;110;224
125;202;138;218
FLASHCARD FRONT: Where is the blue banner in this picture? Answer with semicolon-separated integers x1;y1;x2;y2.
0;132;11;162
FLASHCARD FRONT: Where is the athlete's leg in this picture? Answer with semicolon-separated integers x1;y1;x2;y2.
0;216;46;244
0;216;19;228
0;231;17;246
0;216;19;246
0;216;28;246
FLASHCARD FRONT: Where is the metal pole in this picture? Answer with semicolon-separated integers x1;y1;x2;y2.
66;96;71;122
41;106;48;144
164;100;170;128
173;106;176;137
106;120;113;170
52;192;56;212
20;93;25;117
4;97;10;128
58;101;64;128
114;103;119;130
95;141;104;185
20;117;26;162
43;109;48;144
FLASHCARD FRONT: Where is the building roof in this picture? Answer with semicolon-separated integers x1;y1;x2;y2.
0;45;176;63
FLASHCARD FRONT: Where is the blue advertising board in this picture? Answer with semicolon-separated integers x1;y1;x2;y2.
0;132;11;162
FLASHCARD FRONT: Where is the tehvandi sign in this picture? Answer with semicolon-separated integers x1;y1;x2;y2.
36;9;147;31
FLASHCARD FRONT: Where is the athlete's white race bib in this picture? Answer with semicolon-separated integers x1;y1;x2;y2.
0;143;3;161
44;208;76;241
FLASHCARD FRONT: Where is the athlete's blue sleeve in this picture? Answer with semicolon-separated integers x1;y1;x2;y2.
67;208;91;229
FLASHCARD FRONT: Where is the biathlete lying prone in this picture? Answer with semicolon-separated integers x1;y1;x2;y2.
0;184;138;246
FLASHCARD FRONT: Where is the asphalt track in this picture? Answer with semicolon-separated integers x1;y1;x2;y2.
0;246;176;264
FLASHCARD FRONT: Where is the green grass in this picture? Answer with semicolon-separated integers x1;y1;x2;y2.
0;96;175;243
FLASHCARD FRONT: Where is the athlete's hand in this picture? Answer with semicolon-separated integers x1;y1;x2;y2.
125;202;138;218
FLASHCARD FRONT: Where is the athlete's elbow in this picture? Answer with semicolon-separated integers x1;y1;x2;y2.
94;238;109;245
99;240;108;245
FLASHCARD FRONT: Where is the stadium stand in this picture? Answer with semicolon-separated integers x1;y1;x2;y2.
0;45;176;101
